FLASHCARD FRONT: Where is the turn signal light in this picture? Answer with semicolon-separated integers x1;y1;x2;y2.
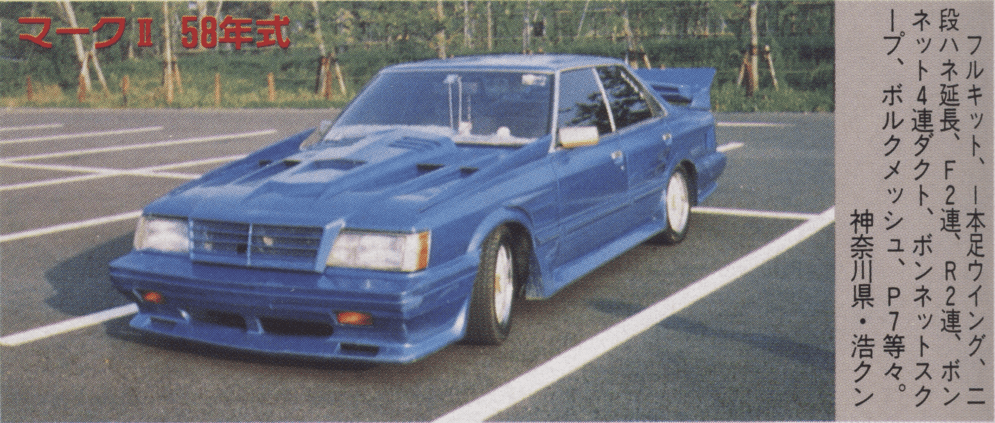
336;311;373;326
141;290;165;304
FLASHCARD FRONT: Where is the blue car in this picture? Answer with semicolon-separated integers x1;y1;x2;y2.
109;54;726;363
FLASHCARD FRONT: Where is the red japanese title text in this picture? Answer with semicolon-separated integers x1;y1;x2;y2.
18;15;291;50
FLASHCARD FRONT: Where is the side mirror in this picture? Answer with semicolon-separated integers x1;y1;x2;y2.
558;126;599;149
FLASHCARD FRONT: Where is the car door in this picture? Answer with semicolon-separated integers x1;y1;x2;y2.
551;67;630;268
595;65;673;224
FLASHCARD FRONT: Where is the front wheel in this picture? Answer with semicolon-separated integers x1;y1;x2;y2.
655;167;691;244
466;226;518;344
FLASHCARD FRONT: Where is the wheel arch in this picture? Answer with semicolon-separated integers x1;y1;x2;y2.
465;207;541;300
678;159;699;207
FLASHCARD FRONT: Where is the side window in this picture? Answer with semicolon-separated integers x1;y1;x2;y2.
596;66;657;130
557;68;613;135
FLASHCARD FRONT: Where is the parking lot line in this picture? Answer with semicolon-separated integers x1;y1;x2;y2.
0;123;63;132
433;207;835;423
0;155;245;191
0;170;198;192
716;141;744;152
0;210;141;243
692;206;819;220
1;129;276;162
0;304;138;347
0;126;163;146
716;122;795;128
139;154;248;172
0;154;245;176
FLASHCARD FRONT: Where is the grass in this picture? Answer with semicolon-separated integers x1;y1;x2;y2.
711;82;834;113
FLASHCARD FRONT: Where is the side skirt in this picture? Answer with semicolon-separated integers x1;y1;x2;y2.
538;219;664;299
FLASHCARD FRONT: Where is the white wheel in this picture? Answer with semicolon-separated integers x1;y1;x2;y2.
466;226;519;344
492;243;515;326
656;167;691;244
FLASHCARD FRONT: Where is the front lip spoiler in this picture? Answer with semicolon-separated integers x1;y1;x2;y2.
126;309;466;364
110;251;479;363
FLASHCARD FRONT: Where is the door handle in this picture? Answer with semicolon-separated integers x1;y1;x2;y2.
611;150;625;167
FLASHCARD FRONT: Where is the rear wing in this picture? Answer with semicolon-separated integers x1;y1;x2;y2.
633;68;716;111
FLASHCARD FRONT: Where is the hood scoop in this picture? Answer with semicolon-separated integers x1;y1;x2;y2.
416;163;445;173
256;159;300;168
389;136;447;151
237;159;301;184
312;158;366;171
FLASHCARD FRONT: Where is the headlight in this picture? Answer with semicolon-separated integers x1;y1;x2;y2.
327;230;430;272
134;215;190;254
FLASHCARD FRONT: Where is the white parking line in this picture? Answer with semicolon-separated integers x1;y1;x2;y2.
692;206;819;220
0;304;138;347
0;154;245;191
433;207;835;423
0;210;141;243
717;122;794;128
716;142;744;152
0;123;64;132
0;126;163;146
0;170;198;192
1;129;275;162
0;154;245;175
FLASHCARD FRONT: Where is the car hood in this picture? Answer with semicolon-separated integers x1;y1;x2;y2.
150;127;541;230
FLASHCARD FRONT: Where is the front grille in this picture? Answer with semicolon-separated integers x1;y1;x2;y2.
190;309;247;330
190;220;323;271
259;316;335;337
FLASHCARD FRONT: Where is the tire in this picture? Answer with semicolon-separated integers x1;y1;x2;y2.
466;226;518;344
655;166;691;245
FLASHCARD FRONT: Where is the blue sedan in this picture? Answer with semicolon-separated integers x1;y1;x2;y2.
109;54;726;363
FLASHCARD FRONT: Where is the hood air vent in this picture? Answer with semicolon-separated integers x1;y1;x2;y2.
389;137;444;151
256;159;300;168
312;158;366;171
416;163;444;174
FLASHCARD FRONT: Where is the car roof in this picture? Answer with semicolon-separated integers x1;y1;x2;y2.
383;54;625;73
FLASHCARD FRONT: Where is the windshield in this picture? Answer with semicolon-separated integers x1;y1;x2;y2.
331;70;553;146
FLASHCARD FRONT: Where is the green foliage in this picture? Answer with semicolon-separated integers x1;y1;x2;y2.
712;82;833;113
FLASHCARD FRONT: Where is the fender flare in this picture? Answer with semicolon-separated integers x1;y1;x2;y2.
464;206;545;300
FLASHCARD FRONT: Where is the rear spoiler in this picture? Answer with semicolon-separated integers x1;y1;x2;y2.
633;68;716;111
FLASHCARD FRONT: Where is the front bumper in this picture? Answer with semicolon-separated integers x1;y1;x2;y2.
109;251;477;363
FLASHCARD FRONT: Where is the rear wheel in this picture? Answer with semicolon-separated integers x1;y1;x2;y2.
656;167;691;244
466;226;517;344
